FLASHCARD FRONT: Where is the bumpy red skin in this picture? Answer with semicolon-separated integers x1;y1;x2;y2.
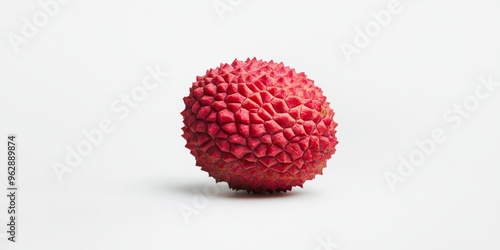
181;58;338;193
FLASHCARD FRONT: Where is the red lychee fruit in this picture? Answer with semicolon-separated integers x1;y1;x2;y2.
181;58;338;193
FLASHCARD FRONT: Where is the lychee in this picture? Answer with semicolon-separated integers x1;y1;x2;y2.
181;58;338;193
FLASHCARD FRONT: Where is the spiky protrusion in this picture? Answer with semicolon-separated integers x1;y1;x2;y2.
181;58;338;193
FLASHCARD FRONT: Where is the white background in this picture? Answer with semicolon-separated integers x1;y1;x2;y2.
1;0;500;249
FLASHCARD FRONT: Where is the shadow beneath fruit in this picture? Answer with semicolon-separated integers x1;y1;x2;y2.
169;180;311;199
218;188;309;199
166;180;308;199
169;181;225;196
128;176;311;199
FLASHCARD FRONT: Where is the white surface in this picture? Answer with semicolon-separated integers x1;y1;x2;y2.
1;0;500;249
